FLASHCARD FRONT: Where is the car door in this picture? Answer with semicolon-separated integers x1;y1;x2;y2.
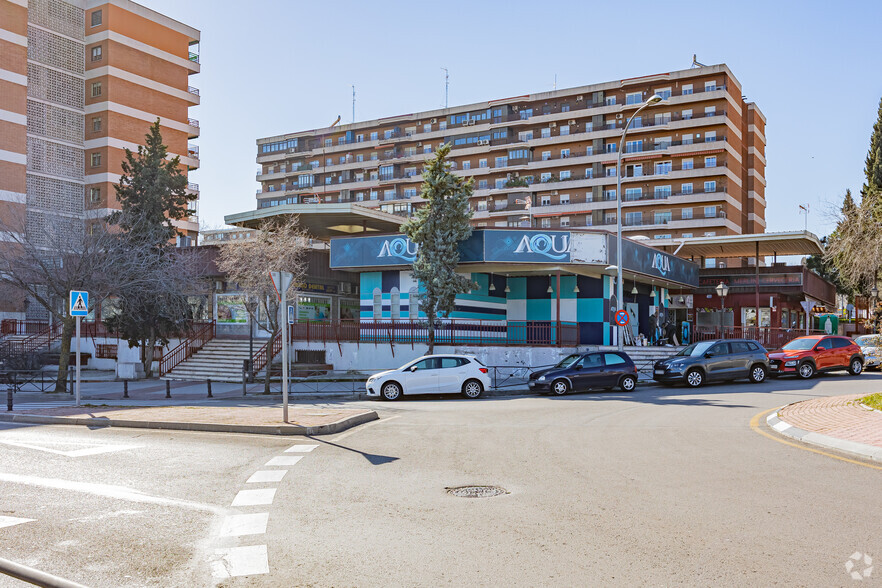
437;357;465;393
704;342;731;381
813;338;834;370
602;353;630;386
830;337;853;368
570;353;605;390
405;357;440;394
728;341;753;379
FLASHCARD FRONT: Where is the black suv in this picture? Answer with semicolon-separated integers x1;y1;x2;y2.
653;339;770;387
529;351;638;395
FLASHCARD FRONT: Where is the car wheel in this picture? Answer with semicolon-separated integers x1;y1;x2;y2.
849;358;864;376
749;364;767;384
797;362;815;379
462;379;483;399
620;375;637;392
551;379;570;396
381;381;402;401
685;368;704;388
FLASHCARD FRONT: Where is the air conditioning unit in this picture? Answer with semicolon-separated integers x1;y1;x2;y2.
430;118;437;124
468;120;476;126
616;113;624;119
568;120;576;126
576;95;584;102
417;142;422;147
514;172;520;177
512;105;519;111
551;190;558;195
550;122;557;128
462;121;470;127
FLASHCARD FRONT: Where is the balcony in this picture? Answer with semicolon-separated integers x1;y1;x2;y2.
188;86;200;96
188;52;199;63
187;118;200;139
187;182;199;193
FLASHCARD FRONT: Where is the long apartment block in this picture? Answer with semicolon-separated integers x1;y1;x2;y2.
255;64;766;241
0;0;201;255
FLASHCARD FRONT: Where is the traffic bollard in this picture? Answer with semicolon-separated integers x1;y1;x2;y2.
6;385;12;412
123;380;129;399
206;378;212;398
165;380;171;398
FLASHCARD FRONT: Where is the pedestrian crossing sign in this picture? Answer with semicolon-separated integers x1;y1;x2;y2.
69;291;89;316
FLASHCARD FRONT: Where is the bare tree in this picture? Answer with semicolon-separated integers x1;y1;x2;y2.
216;216;309;393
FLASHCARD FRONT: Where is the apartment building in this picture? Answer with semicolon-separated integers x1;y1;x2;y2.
0;0;200;249
254;64;766;242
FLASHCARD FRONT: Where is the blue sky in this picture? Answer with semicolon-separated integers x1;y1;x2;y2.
144;0;882;236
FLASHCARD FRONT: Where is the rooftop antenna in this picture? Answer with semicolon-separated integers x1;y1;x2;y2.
441;67;449;108
798;203;810;232
351;85;355;124
554;74;557;90
691;54;707;68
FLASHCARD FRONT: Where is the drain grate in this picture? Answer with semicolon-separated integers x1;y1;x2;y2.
446;485;508;498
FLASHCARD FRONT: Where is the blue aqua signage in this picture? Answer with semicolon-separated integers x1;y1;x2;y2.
484;230;571;262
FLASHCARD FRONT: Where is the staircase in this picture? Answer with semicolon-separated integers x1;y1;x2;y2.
163;339;253;382
596;345;683;380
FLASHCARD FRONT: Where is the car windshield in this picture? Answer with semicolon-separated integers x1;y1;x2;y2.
855;335;882;347
675;341;713;357
782;338;818;350
555;354;581;368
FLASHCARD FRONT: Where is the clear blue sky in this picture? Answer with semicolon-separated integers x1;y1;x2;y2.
144;0;882;237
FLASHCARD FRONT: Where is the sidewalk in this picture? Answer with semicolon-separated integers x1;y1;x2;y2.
767;394;882;462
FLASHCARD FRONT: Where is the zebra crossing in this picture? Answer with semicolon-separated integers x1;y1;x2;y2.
7;401;75;411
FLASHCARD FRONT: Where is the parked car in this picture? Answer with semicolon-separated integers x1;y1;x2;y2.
528;351;638;395
653;339;770;388
768;335;864;379
365;354;491;400
853;334;882;370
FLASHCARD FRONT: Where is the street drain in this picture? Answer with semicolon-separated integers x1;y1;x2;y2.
446;485;508;498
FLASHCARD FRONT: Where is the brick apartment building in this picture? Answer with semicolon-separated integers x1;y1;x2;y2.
0;0;200;318
253;63;765;243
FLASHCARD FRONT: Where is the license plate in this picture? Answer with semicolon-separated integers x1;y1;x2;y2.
654;369;664;375
771;365;778;370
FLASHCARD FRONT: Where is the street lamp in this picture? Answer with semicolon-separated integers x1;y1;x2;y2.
616;94;664;350
715;282;729;332
872;285;879;301
244;298;258;383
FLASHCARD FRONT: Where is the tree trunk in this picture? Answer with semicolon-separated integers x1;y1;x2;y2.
143;332;157;378
53;315;76;393
263;329;277;395
427;321;434;355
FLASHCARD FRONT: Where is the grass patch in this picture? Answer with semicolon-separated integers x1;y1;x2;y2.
861;393;882;411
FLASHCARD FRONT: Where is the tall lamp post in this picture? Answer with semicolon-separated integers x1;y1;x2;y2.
244;298;258;383
616;93;664;350
716;281;729;334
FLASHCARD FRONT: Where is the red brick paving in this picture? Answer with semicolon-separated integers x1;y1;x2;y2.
779;394;882;448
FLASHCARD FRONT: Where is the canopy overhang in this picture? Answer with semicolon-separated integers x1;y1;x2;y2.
652;231;824;259
224;203;405;240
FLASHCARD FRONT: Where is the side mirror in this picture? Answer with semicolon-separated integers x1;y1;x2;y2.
704;352;714;358
409;365;418;372
573;364;583;370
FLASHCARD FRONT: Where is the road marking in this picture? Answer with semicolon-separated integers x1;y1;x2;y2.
219;513;269;537
231;489;276;507
0;439;140;457
284;444;319;453
265;455;302;467
246;470;287;484
750;408;882;471
210;545;269;578
0;516;35;529
332;415;401;442
0;472;227;513
771;420;792;432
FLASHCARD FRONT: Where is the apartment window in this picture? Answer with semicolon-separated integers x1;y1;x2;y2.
605;143;616;154
356;154;364;162
704;206;717;218
560;216;570;227
625;140;642;153
355;192;364;201
632;116;642;129
605;212;617;224
585;168;593;179
310;160;320;169
585;146;593;156
682;158;694;170
477;200;488;211
462;161;471;170
495;179;506;189
654;185;672;199
91;46;102;61
423;145;431;154
705;257;716;268
369;171;378;181
89;187;100;203
540;217;551;228
541;151;551;161
559;170;571;180
560;193;570;204
541;128;551;139
704;180;716;193
90;9;102;26
625;211;642;226
356;134;364;143
560;148;570;159
495;156;508;168
624;188;642;201
626;92;642;105
705;81;718;92
355;173;364;182
704;232;717;237
91;116;101;132
682;109;693;120
325;158;332;166
705;156;717;168
605;96;616;106
540;195;551;206
606;166;616;177
540;172;552;182
559;125;570;136
90;152;101;167
478;180;488;189
682;84;693;95
654;211;672;224
682;232;693;238
606;118;617;130
519;108;533;120
682;133;693;145
682;207;693;219
654;161;672;175
298;175;314;188
379;165;394;181
383;130;393;140
604;189;617;201
479;159;488;168
267;185;275;192
705;131;717;142
323;139;331;148
91;82;102;97
325;177;333;185
585;122;593;132
654;112;671;125
370;132;378;141
439;121;447;130
654;234;672;240
682;183;693;195
338;136;346;145
370;152;378;160
655;88;672;100
339;156;346;164
654;137;672;151
705;106;716;117
518;130;533;142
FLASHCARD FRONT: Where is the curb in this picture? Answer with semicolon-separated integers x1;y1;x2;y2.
0;410;379;436
766;409;882;463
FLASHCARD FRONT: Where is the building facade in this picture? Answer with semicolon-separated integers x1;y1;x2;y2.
0;0;200;318
254;64;765;242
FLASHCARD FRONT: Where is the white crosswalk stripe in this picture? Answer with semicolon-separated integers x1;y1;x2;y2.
9;402;75;410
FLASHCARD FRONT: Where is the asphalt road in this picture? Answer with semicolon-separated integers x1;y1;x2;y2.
1;372;881;587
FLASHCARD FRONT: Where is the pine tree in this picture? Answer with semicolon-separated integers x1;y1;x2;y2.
862;97;882;203
401;144;475;353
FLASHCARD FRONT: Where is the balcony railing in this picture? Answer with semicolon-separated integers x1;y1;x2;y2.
187;86;200;96
188;118;200;128
188;144;199;157
187;182;199;192
188;52;199;63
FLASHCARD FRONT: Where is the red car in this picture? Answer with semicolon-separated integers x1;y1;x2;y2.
768;335;864;379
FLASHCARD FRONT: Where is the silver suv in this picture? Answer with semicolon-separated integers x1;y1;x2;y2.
652;339;770;388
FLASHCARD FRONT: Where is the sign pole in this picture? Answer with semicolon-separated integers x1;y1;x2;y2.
75;315;81;407
281;283;288;423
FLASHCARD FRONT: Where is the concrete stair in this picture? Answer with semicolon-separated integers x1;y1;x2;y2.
596;345;684;380
163;339;255;382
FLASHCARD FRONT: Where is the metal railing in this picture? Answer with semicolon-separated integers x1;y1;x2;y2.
187;86;200;96
692;326;827;350
158;321;216;376
188;118;200;128
188;51;199;63
1;319;49;336
252;331;283;375
0;321;64;360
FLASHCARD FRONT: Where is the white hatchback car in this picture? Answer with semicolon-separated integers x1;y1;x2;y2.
365;354;491;400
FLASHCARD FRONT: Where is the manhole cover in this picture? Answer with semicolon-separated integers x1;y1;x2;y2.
446;485;508;498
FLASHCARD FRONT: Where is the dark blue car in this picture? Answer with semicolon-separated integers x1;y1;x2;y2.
528;351;638;395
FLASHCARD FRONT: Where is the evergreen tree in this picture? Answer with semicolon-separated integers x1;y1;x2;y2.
401;144;475;353
862;97;882;204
